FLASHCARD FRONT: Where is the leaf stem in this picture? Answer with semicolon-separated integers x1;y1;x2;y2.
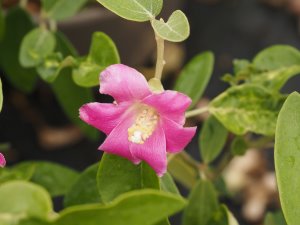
185;107;209;118
154;33;165;80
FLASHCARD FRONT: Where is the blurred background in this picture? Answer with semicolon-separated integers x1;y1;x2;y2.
1;0;300;224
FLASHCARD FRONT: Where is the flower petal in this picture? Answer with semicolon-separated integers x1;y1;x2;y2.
100;64;151;103
143;90;192;125
162;118;196;153
0;153;6;168
99;114;140;164
130;124;167;177
79;102;131;135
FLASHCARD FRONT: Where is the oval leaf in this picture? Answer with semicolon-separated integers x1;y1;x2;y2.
13;161;79;197
72;32;120;87
41;0;88;21
96;0;163;22
200;116;228;163
19;28;56;67
275;92;300;224
0;7;38;93
182;180;219;225
253;45;300;71
97;153;159;203
56;190;186;225
174;52;214;108
152;10;190;42
64;164;102;207
209;84;285;136
0;181;53;219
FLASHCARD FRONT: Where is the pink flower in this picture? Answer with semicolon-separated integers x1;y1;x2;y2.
0;153;6;168
79;64;196;176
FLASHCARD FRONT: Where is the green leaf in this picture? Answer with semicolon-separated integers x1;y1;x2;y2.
275;92;300;225
37;54;76;83
13;161;79;197
209;84;285;136
0;9;5;41
55;190;186;225
230;136;248;156
160;172;180;195
41;0;88;21
168;153;198;189
0;7;38;93
19;28;56;67
182;180;219;225
72;32;120;87
253;45;300;71
0;164;35;184
0;78;2;112
97;153;159;203
207;205;239;225
174;52;214;108
64;164;102;207
200;116;228;163
51;32;97;140
264;211;287;225
96;0;163;22
0;181;53;219
250;65;300;92
151;10;190;42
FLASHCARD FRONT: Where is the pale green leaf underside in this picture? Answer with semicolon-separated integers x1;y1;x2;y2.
275;92;300;225
209;84;285;136
152;10;190;42
96;0;163;22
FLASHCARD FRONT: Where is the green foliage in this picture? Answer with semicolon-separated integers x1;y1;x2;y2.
168;153;199;189
0;78;2;112
151;10;190;42
200;116;228;163
41;0;88;21
264;211;287;225
13;161;79;197
72;32;120;87
230;136;248;156
174;52;214;108
0;181;53;220
0;7;38;93
96;0;163;22
0;164;35;184
51;32;97;139
0;9;5;41
19;28;56;68
182;180;219;225
209;84;285;136
160;173;180;195
275;92;300;225
97;153;159;203
56;190;186;225
64;164;102;207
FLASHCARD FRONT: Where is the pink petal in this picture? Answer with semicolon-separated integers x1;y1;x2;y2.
0;153;6;168
142;90;192;125
79;102;131;135
99;113;140;164
162;118;196;153
130;124;167;177
100;64;151;103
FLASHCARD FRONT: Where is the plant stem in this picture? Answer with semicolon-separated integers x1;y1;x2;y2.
185;107;209;118
154;34;165;80
49;19;57;32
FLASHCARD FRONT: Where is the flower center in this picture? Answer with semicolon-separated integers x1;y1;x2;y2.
128;106;159;144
